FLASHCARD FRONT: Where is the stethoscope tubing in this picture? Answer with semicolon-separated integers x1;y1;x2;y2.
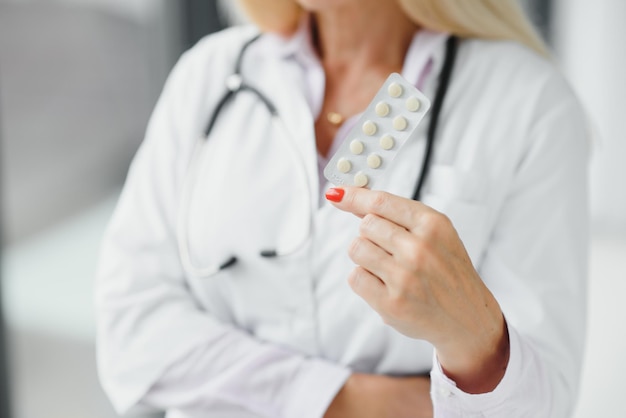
177;33;459;279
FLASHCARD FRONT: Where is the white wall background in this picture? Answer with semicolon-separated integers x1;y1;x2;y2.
552;3;626;416
553;0;626;235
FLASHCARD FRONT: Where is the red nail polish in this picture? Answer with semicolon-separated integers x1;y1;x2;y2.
325;188;345;203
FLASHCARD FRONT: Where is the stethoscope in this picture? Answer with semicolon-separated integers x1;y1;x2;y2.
177;34;459;278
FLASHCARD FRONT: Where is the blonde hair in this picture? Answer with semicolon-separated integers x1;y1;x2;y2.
236;0;549;57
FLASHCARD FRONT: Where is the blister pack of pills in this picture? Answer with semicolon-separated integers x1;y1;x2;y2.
323;73;432;190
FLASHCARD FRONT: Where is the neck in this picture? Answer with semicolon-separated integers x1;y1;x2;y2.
311;2;419;73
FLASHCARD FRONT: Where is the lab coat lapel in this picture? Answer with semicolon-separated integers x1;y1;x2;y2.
246;26;321;210
262;58;320;207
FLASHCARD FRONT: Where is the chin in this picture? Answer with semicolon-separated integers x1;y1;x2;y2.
296;0;354;12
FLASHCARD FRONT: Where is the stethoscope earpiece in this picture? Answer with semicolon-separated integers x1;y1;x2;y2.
219;256;239;270
260;250;279;258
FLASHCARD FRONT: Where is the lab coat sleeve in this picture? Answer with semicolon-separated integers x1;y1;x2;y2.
429;72;589;417
95;42;350;417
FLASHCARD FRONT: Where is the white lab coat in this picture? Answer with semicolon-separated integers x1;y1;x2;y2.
96;25;589;418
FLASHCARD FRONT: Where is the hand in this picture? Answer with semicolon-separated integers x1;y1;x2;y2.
326;187;509;393
325;373;432;418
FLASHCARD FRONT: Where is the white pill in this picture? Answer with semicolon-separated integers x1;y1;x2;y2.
393;115;408;131
375;101;391;117
388;82;403;98
337;158;352;173
367;154;382;169
354;172;369;188
350;139;365;155
379;134;395;150
406;96;421;112
362;120;377;136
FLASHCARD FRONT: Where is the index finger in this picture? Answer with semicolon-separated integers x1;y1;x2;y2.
325;187;429;230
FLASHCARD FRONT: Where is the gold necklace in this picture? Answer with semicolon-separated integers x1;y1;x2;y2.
326;111;345;126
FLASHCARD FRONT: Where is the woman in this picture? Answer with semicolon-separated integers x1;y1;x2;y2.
96;0;589;417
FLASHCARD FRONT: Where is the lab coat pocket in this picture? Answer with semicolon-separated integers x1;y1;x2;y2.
420;165;489;265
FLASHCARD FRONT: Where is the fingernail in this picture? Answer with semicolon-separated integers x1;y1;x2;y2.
325;188;345;203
